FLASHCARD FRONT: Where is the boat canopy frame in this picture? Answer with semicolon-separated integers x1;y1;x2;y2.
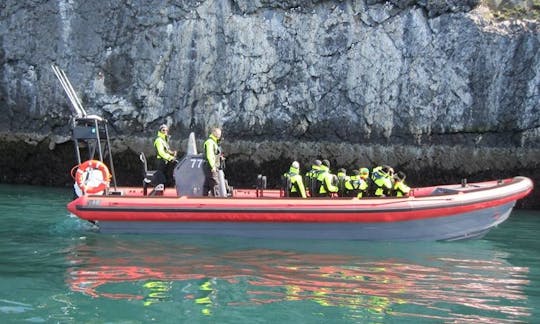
52;64;118;190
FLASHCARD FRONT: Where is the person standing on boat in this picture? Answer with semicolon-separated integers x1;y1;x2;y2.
154;124;177;186
371;165;394;197
203;127;223;196
392;171;411;197
315;159;339;197
283;161;307;198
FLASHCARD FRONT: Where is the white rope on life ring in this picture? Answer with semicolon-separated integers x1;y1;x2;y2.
74;160;111;195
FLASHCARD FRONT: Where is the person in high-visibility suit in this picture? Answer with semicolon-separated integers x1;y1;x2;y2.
305;159;322;197
203;127;222;196
359;167;376;197
316;160;339;197
371;165;394;197
392;171;411;197
153;124;177;186
344;169;368;197
283;161;307;198
336;168;349;197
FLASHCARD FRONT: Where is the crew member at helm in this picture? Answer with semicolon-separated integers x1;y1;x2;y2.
203;127;223;196
154;124;177;186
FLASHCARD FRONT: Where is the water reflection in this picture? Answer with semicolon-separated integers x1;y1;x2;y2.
66;235;531;322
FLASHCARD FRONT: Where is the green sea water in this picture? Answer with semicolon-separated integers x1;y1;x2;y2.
1;184;539;323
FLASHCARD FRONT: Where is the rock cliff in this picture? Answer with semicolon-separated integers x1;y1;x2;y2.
0;0;538;207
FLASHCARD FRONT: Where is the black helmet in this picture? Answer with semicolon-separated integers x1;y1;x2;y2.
382;165;393;173
394;171;406;182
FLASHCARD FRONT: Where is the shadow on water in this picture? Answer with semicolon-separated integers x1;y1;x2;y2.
64;231;533;322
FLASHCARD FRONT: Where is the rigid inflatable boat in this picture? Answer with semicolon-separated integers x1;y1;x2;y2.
55;65;533;241
64;114;533;241
67;173;532;241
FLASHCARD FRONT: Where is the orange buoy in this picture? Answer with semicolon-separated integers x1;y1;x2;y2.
75;160;111;194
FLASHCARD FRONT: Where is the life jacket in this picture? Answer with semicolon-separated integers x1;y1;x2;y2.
371;166;393;197
316;166;338;197
344;175;367;197
393;181;411;197
154;132;174;161
283;166;306;198
203;134;221;170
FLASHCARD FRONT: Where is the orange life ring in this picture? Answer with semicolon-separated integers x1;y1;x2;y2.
75;160;111;194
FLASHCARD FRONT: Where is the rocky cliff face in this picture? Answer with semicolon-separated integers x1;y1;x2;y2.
0;0;538;207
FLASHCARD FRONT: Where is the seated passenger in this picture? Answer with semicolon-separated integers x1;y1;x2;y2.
344;169;368;197
359;167;375;197
305;159;322;197
371;165;394;197
315;159;339;197
336;168;349;197
283;161;307;198
392;171;411;197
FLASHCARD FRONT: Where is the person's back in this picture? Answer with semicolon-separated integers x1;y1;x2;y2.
283;161;307;198
305;159;322;197
344;169;367;198
392;171;411;197
316;160;338;197
336;168;349;197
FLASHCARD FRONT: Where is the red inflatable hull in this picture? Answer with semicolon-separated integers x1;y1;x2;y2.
67;177;533;241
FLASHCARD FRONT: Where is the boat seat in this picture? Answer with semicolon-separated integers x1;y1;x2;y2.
139;152;164;196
